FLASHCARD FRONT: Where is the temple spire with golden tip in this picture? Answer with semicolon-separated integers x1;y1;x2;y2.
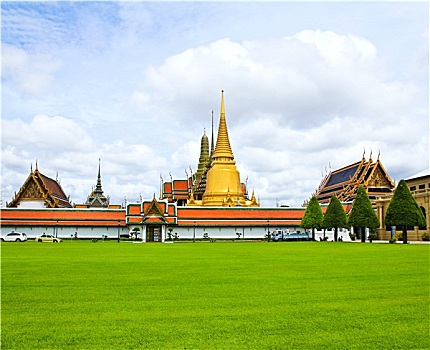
212;90;234;160
202;90;247;206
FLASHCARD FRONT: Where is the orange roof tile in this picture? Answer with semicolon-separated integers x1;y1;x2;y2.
173;180;188;191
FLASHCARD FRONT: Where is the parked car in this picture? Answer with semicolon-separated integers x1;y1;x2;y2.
1;231;28;242
271;229;310;242
35;234;62;243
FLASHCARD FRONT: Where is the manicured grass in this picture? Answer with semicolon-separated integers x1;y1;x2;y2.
1;241;429;349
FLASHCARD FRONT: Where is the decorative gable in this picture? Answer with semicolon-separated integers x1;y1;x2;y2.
366;161;394;188
7;165;72;208
21;181;43;199
141;197;167;224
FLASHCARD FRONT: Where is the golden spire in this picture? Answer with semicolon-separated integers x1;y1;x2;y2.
212;90;234;160
202;90;246;206
210;110;215;157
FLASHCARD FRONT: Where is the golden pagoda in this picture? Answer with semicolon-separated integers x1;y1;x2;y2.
201;91;251;206
191;131;211;200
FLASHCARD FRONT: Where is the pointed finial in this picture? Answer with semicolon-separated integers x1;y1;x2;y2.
221;90;225;115
35;160;38;171
212;90;234;159
31;163;33;173
210;110;215;157
377;149;380;161
362;147;366;160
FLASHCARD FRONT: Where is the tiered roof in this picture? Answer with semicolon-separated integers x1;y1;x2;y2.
83;160;109;208
7;164;72;208
162;179;190;205
191;131;211;200
126;196;177;225
314;153;394;204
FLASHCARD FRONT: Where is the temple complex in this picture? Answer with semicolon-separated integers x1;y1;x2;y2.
314;151;395;204
6;163;72;208
162;91;259;207
2;92;427;241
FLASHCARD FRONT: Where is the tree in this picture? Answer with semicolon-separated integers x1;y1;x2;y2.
300;196;324;241
385;179;426;244
348;186;380;242
322;195;348;242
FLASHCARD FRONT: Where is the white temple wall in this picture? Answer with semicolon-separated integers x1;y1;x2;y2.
17;201;46;209
1;225;128;239
170;226;305;240
3;224;318;241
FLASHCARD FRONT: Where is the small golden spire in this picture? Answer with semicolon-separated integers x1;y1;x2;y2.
212;90;234;160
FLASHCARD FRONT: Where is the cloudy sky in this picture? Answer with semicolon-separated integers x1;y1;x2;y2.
1;0;429;208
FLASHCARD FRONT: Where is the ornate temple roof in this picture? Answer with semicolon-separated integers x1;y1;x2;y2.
7;163;72;208
84;160;109;208
314;153;394;204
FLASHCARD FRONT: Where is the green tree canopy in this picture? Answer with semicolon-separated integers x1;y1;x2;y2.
322;195;348;229
301;196;324;229
301;196;324;240
322;195;348;241
385;179;426;227
348;186;380;229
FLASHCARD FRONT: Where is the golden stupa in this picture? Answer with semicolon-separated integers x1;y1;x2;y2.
198;91;257;207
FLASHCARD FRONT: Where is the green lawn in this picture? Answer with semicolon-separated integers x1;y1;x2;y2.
1;241;429;349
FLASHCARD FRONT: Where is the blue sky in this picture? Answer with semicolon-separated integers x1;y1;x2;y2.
2;1;429;207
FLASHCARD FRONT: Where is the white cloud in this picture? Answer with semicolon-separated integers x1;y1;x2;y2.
2;45;63;96
2;115;94;151
131;31;423;134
